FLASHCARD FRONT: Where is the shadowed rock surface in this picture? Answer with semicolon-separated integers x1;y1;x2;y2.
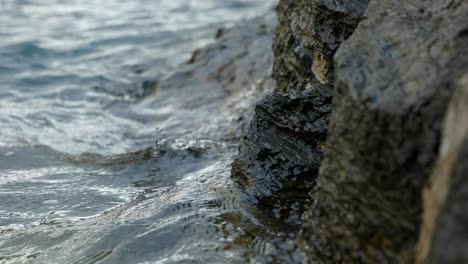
418;70;468;263
300;0;468;262
430;139;468;263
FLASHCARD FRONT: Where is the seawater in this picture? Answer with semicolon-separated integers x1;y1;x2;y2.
0;1;304;263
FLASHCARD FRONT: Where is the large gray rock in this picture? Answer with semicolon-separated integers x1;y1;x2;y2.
301;0;468;262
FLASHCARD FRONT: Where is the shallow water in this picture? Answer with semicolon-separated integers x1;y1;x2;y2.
0;1;304;263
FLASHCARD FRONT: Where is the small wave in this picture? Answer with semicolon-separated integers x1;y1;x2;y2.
2;41;53;58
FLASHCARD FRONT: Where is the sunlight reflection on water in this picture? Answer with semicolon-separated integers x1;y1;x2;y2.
0;1;307;263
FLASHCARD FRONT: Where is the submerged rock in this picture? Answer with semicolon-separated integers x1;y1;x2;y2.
300;0;468;262
143;14;278;144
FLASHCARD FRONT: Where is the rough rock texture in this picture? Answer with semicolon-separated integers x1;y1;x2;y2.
273;0;369;92
300;0;468;262
232;84;332;221
231;0;468;262
232;0;368;223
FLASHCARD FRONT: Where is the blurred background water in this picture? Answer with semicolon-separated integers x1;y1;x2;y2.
0;1;306;263
0;0;274;155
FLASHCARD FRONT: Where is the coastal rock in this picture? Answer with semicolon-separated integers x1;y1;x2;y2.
273;0;369;92
231;84;332;221
231;0;368;223
301;0;468;262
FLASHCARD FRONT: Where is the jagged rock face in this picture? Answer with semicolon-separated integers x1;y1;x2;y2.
232;0;368;223
273;0;368;92
231;84;332;221
301;0;468;262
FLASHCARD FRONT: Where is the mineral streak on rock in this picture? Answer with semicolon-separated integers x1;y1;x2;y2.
273;0;369;92
231;83;332;221
300;0;468;262
418;71;468;263
429;138;468;263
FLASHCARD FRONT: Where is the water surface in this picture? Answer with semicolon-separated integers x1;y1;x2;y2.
0;1;303;263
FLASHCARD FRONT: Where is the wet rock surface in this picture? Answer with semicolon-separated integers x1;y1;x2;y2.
231;0;468;262
231;0;368;225
273;0;369;92
232;83;332;222
300;0;468;262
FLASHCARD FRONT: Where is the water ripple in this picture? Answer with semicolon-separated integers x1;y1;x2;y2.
0;1;307;263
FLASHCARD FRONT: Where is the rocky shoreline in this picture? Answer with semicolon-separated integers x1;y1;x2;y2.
231;0;468;263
